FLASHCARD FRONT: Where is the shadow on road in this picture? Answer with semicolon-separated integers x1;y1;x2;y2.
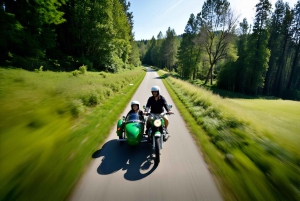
92;139;157;181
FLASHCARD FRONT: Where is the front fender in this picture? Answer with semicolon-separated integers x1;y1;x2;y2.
154;130;161;137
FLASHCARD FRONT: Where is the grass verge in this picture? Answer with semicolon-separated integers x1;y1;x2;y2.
0;67;146;200
158;70;300;201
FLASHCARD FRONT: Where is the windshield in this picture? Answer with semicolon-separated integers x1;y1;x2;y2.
125;113;143;122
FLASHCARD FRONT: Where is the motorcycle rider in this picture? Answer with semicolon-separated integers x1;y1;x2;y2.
145;86;173;141
118;100;144;134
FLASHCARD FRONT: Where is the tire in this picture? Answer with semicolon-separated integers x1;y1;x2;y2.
154;137;160;164
119;132;125;144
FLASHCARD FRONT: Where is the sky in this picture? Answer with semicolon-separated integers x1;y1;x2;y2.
128;0;299;41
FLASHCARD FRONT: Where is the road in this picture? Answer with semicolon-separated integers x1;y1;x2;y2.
69;67;223;201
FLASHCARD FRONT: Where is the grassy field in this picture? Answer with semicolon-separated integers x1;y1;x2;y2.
0;67;146;200
226;99;300;154
159;70;300;201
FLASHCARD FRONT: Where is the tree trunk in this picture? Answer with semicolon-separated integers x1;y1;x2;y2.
204;64;213;85
273;35;288;95
286;42;300;89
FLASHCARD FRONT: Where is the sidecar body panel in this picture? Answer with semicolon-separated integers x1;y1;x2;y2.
116;118;124;136
124;113;145;146
125;122;144;145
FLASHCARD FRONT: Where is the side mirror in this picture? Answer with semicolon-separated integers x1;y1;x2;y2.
168;104;173;109
143;105;146;110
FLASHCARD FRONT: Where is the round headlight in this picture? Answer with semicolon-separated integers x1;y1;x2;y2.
154;119;161;127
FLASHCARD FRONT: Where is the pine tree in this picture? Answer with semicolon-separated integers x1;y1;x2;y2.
272;2;294;95
286;1;300;91
177;13;202;79
264;0;285;95
161;27;179;71
244;0;272;94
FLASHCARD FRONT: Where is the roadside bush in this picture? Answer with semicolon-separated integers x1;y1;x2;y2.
128;64;135;70
109;54;124;73
80;92;99;106
78;57;93;70
79;65;87;74
104;88;113;97
72;70;80;76
69;99;85;117
99;72;107;78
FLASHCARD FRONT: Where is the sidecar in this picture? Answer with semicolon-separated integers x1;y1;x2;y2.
117;113;145;145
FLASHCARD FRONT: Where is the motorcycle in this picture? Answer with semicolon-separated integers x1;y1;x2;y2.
116;105;173;165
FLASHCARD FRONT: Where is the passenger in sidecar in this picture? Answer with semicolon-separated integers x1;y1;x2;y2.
116;100;145;141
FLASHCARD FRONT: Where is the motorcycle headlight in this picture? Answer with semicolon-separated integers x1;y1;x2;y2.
154;119;161;127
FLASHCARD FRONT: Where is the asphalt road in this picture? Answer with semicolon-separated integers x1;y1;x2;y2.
69;67;223;201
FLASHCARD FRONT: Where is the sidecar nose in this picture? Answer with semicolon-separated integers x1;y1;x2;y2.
125;123;143;146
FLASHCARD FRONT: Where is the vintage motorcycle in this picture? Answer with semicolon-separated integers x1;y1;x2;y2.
116;105;173;165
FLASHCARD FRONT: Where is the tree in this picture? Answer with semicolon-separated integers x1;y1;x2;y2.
264;0;286;95
197;0;239;85
272;2;294;95
129;40;141;67
286;0;300;91
111;0;132;71
55;0;134;72
161;27;179;71
244;0;272;94
0;0;66;68
150;32;164;68
217;18;250;92
177;13;202;79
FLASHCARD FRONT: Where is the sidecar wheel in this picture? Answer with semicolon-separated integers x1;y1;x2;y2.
155;137;160;164
119;132;125;144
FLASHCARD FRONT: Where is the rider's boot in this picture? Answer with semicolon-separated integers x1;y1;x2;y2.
163;128;169;142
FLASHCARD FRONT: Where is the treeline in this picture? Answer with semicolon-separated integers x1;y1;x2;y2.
138;28;181;72
0;0;141;72
138;0;300;100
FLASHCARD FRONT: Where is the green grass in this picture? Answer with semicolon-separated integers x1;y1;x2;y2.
0;67;146;200
226;99;300;154
158;71;300;201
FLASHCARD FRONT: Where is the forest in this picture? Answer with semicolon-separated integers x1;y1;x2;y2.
0;0;140;72
137;0;300;100
0;0;299;100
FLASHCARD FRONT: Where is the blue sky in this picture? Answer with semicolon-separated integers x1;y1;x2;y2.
129;0;299;41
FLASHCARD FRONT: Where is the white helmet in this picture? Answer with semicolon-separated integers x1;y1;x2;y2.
151;86;160;95
131;100;140;109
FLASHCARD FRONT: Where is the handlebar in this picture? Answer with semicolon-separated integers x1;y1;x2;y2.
144;112;174;116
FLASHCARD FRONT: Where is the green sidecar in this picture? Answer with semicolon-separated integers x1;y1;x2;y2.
116;113;145;146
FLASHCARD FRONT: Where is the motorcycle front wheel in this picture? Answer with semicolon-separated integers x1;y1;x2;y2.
155;137;160;164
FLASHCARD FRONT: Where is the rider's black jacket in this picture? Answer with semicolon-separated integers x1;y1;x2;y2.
146;95;170;114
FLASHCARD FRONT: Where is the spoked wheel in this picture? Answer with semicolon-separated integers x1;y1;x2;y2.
154;137;160;165
119;132;125;144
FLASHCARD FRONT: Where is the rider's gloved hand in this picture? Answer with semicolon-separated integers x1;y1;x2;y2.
167;111;174;115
